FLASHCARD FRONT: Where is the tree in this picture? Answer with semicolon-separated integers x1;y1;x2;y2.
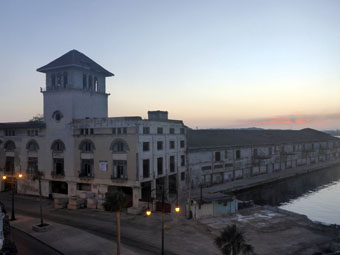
103;191;126;255
29;114;44;122
215;224;254;255
32;170;46;227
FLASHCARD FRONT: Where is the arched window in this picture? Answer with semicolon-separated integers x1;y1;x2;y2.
51;140;65;152
51;74;56;88
57;73;62;87
4;140;15;151
83;74;87;89
79;139;95;153
111;139;129;153
26;140;39;151
52;111;63;121
94;77;98;92
63;72;68;88
88;76;93;90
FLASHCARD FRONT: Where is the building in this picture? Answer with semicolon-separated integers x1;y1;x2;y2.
187;128;340;188
0;50;187;210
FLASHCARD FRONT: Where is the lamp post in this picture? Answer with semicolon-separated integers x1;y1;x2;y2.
146;184;180;255
1;172;23;221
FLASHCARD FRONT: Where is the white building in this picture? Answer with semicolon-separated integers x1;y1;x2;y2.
0;50;187;210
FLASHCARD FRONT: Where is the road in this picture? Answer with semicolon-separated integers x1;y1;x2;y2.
11;227;62;255
0;192;219;255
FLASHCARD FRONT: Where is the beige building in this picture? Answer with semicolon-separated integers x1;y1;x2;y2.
0;50;187;210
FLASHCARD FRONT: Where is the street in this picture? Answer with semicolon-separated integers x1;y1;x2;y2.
11;227;62;255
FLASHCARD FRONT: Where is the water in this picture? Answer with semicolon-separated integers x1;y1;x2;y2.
235;165;340;225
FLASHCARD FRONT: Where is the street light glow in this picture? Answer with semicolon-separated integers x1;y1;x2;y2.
146;209;152;216
175;206;180;213
18;173;23;178
2;175;7;180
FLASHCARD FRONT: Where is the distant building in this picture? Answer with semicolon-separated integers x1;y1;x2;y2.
187;129;340;188
0;50;187;210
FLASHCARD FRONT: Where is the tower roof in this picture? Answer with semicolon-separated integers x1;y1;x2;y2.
37;49;114;77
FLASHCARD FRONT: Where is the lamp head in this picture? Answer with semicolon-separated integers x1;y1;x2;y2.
146;208;152;216
18;173;23;179
2;175;7;180
175;206;180;213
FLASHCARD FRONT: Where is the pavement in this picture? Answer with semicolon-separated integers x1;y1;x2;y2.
0;192;220;255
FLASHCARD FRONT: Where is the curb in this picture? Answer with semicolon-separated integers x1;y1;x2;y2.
11;225;64;255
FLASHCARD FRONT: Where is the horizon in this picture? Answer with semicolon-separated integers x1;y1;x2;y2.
1;0;340;130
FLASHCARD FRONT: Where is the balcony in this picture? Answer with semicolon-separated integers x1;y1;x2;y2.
79;172;95;179
51;170;65;178
111;174;128;181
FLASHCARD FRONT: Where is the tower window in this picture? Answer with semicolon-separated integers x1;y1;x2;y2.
63;72;68;88
57;73;62;87
51;74;56;88
52;111;63;121
83;74;87;89
94;77;98;92
88;75;93;90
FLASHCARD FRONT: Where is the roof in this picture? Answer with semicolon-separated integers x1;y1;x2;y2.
0;121;46;129
187;128;339;149
37;49;114;77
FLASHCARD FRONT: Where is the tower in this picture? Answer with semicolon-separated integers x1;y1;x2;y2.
37;50;114;124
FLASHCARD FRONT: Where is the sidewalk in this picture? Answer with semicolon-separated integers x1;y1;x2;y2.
11;214;139;255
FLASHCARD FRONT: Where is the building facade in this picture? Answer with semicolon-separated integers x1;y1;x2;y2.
0;50;187;209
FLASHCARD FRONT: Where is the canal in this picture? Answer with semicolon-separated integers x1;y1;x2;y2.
235;164;340;225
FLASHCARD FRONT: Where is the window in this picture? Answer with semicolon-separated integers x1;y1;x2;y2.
80;140;95;153
157;141;163;150
157;157;163;175
215;152;221;161
236;150;241;160
52;111;63;121
253;149;258;157
63;72;68;88
85;129;89;135
77;183;91;191
83;74;87;89
5;130;15;136
80;159;94;177
157;127;163;134
51;74;56;88
180;140;185;148
57;73;62;87
123;127;127;134
112;128;116;135
4;140;15;151
27;157;38;174
181;172;185;181
94;77;98;92
269;147;272;155
181;155;185;166
143;127;150;134
170;156;175;172
202;166;212;171
169;128;175;134
27;140;39;151
143;142;150;151
51;140;65;152
53;158;64;176
180;128;185;134
143;159;150;178
80;129;84;135
112;160;127;179
117;128;122;134
5;157;14;173
170;141;175;149
111;140;128;152
90;128;94;135
88;75;93;90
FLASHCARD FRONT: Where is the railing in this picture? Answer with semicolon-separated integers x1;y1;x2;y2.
51;171;65;178
111;175;128;180
79;172;95;178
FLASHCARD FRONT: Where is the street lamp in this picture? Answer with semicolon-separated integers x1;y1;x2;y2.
1;172;23;221
145;185;180;255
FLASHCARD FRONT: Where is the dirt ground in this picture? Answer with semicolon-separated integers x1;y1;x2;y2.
198;206;340;255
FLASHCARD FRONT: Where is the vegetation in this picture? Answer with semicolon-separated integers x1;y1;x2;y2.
32;170;46;227
29;114;44;122
103;191;127;255
215;224;254;255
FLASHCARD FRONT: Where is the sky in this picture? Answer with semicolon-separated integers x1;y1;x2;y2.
0;0;340;130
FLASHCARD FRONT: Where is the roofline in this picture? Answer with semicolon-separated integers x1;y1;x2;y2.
0;121;46;129
36;64;114;77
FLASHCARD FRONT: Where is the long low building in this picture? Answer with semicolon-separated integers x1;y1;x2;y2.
187;128;340;188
